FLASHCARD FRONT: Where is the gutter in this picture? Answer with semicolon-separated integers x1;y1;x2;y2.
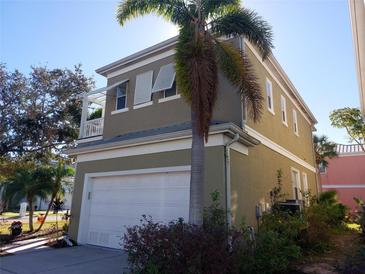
224;133;240;226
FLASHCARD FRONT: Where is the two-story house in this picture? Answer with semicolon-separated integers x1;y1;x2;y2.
66;36;318;249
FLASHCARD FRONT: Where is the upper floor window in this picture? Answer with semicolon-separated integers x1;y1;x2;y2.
280;95;287;126
164;81;177;98
152;63;176;96
116;82;128;110
293;109;299;135
266;78;274;114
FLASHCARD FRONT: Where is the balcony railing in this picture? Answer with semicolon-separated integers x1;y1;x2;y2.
83;118;104;138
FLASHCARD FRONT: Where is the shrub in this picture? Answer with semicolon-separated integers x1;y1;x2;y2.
123;192;302;274
353;197;365;234
9;221;22;236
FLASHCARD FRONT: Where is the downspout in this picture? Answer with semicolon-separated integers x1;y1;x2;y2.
224;133;240;226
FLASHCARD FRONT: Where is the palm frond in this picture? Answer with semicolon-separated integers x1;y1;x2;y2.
202;0;240;18
176;26;218;141
214;40;263;122
116;0;191;26
211;7;273;59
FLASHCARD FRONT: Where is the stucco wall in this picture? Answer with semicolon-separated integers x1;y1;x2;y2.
320;154;365;210
245;46;316;167
230;144;317;227
69;146;225;241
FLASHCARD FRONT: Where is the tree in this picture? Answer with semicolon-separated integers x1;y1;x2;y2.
116;0;273;224
313;134;338;169
2;166;54;231
36;160;74;232
330;108;365;152
0;64;94;161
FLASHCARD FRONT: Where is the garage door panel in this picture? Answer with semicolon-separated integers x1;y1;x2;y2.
86;170;190;249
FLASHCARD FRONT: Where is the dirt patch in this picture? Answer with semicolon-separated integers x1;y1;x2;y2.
291;230;365;274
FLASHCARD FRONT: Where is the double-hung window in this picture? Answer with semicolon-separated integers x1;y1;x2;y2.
116;82;128;110
280;95;287;126
266;78;274;114
293;109;299;135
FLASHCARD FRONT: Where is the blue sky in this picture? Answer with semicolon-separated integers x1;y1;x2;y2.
0;0;360;144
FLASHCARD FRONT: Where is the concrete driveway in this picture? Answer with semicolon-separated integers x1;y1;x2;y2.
0;245;128;274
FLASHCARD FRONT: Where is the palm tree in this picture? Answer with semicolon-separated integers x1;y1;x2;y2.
313;134;338;170
117;0;273;225
3;166;53;232
36;161;74;232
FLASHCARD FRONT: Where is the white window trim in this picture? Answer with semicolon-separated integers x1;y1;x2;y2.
133;101;153;109
281;95;288;127
111;107;129;115
302;172;309;205
290;167;301;200
158;94;181;103
266;78;275;115
293;109;299;136
115;83;128;111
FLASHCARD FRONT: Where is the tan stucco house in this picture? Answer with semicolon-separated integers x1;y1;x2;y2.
67;36;318;249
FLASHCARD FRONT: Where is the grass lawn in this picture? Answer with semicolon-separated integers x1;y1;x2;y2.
1;211;58;219
0;219;67;235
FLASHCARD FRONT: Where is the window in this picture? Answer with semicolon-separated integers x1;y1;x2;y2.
266;78;274;114
319;163;327;174
280;95;287;125
116;82;127;110
302;172;309;205
152;63;176;93
164;81;177;98
134;71;154;105
291;168;301;200
293;109;299;135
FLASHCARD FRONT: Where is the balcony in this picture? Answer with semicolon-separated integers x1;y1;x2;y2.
79;87;106;140
84;118;104;138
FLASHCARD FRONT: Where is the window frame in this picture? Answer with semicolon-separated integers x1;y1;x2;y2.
281;95;288;126
302;172;309;205
290;167;302;200
115;81;128;111
293;109;299;136
266;78;275;115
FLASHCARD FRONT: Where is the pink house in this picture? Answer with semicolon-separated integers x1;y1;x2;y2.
320;144;365;211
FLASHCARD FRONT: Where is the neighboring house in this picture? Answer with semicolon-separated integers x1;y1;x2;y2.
66;36;318;249
320;144;365;211
349;0;365;117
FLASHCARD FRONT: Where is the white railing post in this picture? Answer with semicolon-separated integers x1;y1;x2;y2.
79;94;89;138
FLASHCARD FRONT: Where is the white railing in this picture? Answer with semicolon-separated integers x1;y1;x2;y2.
83;118;104;138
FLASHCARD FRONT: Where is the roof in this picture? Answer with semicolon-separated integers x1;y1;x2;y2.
336;143;365;155
95;35;317;124
66;121;260;156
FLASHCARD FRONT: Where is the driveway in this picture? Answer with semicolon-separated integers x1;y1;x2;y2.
0;245;128;274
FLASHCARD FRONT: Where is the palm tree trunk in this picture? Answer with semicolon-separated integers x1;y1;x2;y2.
35;193;55;232
28;199;34;232
189;110;205;225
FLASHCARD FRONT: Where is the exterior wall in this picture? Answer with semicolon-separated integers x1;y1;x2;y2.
245;46;316;167
103;58;242;140
320;154;365;211
69;146;225;241
230;144;317;227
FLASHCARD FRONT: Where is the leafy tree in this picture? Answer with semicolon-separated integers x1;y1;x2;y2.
116;0;273;224
2;166;54;231
0;64;94;161
36;160;74;232
330;107;365;152
313;134;337;169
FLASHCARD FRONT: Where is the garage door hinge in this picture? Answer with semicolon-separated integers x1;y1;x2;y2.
88;192;92;200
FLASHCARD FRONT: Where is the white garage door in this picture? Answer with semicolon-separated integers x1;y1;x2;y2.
86;170;190;249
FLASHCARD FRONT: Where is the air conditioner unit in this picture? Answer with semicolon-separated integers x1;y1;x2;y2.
277;199;303;214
